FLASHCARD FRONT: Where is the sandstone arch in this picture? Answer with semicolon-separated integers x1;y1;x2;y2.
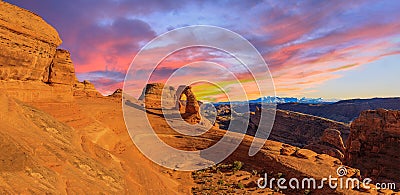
176;85;201;123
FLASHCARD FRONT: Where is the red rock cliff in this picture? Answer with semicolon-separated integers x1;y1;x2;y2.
345;109;400;186
0;1;101;102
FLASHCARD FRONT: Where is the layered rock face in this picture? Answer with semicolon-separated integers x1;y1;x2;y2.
345;109;400;185
304;129;346;160
248;108;350;147
0;1;101;102
214;105;350;154
139;83;176;108
46;49;78;85
0;1;61;82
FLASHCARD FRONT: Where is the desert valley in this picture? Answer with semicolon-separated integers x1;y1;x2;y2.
0;1;399;194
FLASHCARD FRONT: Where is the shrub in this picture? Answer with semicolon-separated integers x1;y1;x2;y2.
233;161;243;171
237;182;244;189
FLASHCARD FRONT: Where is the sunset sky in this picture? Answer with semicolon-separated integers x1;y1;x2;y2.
6;0;400;101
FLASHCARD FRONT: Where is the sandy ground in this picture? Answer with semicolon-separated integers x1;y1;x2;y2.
1;94;389;194
31;96;194;194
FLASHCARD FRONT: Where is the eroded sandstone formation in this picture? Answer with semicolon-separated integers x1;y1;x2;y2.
139;83;176;108
0;1;102;102
0;1;61;82
46;49;78;85
176;85;201;124
345;109;400;186
108;88;123;98
73;80;103;97
247;108;350;147
304;129;346;160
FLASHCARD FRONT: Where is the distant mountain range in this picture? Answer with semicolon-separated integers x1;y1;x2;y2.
214;97;400;124
214;96;338;105
249;96;338;104
278;97;400;123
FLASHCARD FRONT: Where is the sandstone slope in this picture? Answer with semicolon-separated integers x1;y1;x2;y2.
0;94;124;193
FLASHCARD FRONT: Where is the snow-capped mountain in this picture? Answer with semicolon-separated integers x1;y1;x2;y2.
248;96;337;104
214;96;338;105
